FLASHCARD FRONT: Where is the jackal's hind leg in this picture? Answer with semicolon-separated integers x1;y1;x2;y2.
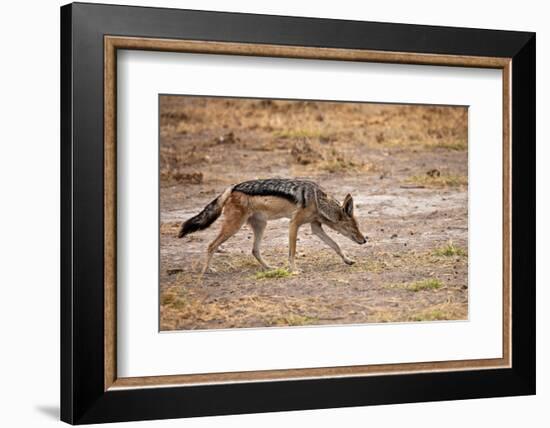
202;205;246;275
248;215;272;270
311;221;355;265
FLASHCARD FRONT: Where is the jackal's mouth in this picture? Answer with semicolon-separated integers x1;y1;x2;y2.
354;236;367;245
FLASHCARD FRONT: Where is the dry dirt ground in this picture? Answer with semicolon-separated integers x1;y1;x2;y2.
159;96;468;331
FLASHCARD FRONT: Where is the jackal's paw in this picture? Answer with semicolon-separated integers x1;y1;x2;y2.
343;258;356;266
201;267;217;276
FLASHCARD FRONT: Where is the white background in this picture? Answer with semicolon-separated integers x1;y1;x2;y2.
0;1;546;427
118;51;503;377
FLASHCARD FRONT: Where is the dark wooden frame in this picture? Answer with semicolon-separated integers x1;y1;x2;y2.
61;2;536;424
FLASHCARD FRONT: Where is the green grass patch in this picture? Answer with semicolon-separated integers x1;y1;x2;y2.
408;278;443;292
433;241;467;257
385;278;443;292
254;268;292;280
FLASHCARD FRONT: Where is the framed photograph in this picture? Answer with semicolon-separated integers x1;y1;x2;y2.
61;2;535;424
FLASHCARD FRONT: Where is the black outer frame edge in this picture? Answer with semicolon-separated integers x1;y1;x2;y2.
70;1;533;57
80;370;533;425
510;34;536;391
60;4;74;425
60;2;536;424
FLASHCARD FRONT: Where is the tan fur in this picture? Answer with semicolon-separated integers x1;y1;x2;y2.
200;191;366;275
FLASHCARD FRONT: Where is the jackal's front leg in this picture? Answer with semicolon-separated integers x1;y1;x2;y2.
288;219;301;272
311;221;355;265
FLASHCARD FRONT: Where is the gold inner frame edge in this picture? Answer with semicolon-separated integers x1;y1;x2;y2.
104;36;512;391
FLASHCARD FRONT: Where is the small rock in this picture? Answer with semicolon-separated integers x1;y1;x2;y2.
216;132;239;145
427;168;441;177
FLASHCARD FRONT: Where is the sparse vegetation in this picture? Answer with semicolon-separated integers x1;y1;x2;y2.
273;129;331;140
385;278;443;292
269;314;319;326
161;291;187;310
409;309;449;322
407;278;444;292
433;241;467;257
161;293;176;305
428;140;468;151
160;169;203;184
254;268;292;280
352;259;389;273
288;140;367;173
405;173;468;188
320;158;362;173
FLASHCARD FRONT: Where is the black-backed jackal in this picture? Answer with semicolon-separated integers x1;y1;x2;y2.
178;178;367;274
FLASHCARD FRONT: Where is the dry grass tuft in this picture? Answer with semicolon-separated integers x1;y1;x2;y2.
273;129;332;141
408;302;467;321
369;302;467;323
288;140;369;173
405;172;467;188
433;240;467;257
290;140;323;165
269;314;319;326
319;157;364;173
409;309;448;321
428;140;468;151
160;169;203;184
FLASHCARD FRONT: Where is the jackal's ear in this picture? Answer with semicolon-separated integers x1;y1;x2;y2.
315;191;341;223
343;194;354;217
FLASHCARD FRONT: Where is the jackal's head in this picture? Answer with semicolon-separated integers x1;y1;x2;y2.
318;193;367;245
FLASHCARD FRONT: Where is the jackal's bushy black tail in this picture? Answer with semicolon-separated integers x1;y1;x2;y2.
177;186;233;238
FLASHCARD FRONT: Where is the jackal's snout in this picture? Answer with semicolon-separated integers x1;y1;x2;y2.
352;233;367;245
